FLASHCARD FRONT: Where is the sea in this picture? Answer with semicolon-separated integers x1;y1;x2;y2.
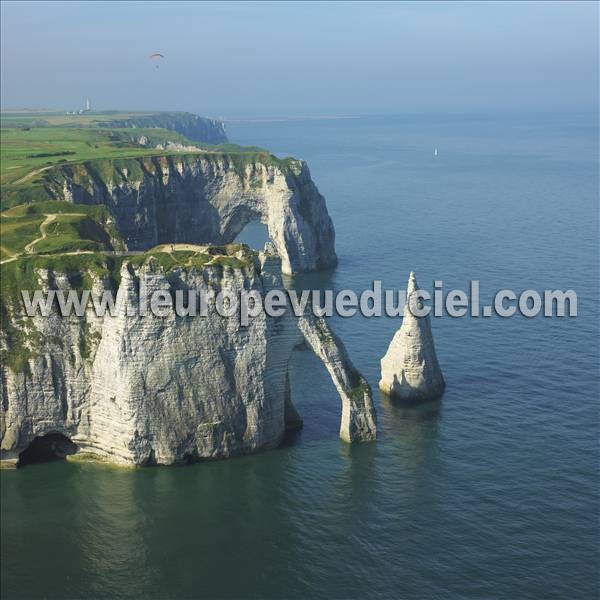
1;112;598;599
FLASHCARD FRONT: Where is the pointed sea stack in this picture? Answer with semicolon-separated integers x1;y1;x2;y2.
379;272;445;401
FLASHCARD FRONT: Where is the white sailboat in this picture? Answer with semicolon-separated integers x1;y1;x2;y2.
434;147;438;157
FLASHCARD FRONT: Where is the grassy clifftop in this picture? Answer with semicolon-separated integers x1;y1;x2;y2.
1;125;296;210
1;110;227;142
0;201;124;261
0;112;290;324
0;112;296;375
94;112;227;144
1;242;258;309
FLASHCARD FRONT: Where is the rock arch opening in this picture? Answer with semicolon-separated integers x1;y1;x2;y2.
18;433;77;467
234;220;270;250
285;344;341;442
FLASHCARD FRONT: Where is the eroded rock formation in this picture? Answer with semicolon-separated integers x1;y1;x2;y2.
379;272;445;402
0;249;375;466
44;155;337;275
298;315;376;442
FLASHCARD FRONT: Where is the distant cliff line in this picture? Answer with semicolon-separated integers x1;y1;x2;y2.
1;110;228;145
95;112;228;145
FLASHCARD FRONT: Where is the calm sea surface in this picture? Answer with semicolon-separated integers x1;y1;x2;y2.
1;113;598;599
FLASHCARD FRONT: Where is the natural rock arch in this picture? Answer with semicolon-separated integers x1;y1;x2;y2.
297;314;376;443
53;156;338;275
1;253;374;467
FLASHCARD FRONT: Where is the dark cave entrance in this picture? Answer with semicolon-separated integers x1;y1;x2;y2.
18;433;77;467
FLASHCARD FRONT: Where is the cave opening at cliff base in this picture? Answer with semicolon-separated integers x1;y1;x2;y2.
18;432;77;467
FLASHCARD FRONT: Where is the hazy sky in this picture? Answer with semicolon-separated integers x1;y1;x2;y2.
1;1;597;116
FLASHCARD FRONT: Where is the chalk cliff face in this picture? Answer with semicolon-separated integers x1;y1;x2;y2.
0;250;375;466
44;155;337;275
96;112;228;145
379;272;445;401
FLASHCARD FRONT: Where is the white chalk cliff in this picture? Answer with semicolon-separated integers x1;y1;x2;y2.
379;272;445;401
44;155;337;275
0;249;376;466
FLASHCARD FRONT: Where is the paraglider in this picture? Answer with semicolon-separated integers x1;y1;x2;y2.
150;52;164;69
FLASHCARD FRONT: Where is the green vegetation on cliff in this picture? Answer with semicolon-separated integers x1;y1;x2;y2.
1;119;296;210
0;243;258;308
1;201;123;260
0;213;45;259
1;110;227;143
0;110;281;373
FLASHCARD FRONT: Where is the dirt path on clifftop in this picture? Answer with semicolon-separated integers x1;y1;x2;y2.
23;214;57;254
0;215;195;266
0;213;100;265
12;165;54;185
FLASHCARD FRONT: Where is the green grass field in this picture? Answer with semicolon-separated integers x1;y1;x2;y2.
0;201;123;259
2;200;115;220
0;110;291;306
1;110;211;186
0;213;45;259
32;214;113;254
0;110;279;372
1;110;162;128
0;126;197;185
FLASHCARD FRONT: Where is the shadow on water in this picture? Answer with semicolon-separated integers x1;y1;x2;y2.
336;441;378;500
280;426;304;449
378;391;442;428
377;391;442;471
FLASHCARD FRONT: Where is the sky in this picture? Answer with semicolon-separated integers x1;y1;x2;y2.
1;1;597;117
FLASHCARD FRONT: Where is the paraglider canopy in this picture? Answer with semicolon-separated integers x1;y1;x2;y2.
150;52;164;68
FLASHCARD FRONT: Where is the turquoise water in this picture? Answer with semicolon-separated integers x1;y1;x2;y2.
2;113;598;599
